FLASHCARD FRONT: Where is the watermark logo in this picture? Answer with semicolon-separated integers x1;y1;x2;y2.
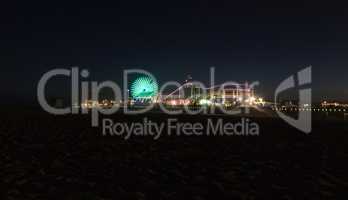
37;66;312;137
274;66;312;134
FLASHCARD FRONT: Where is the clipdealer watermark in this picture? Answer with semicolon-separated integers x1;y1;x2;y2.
103;117;259;140
37;66;312;139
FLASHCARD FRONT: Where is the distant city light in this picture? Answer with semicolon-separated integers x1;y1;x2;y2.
199;99;212;105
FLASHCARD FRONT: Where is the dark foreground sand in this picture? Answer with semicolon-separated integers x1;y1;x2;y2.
1;109;348;199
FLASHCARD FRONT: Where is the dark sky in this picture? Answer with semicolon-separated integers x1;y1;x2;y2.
1;1;348;103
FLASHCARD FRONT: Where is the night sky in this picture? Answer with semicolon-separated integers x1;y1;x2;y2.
1;1;348;103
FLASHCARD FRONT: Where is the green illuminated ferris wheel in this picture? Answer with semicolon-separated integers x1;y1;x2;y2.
130;76;158;99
